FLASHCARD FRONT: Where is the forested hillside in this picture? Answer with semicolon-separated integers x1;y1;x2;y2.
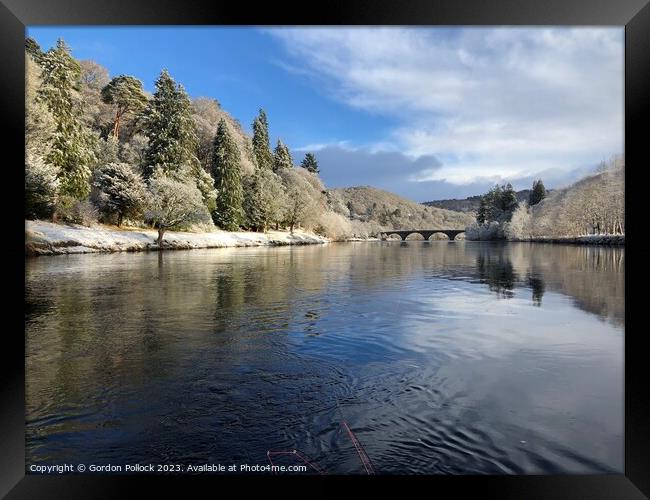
465;156;624;240
24;38;373;242
423;189;541;214
522;157;624;238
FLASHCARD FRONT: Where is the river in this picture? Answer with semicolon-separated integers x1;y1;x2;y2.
25;241;624;474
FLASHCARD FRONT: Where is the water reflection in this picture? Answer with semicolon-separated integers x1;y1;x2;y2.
25;242;624;474
475;246;516;299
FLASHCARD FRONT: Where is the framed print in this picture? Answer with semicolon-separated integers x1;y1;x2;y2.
2;0;648;497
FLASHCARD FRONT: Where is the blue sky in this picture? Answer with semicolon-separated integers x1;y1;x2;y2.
28;27;624;202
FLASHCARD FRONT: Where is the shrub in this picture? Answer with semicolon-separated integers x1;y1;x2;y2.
56;195;99;226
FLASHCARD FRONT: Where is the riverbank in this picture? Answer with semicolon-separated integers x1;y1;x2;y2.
507;235;625;245
25;220;329;256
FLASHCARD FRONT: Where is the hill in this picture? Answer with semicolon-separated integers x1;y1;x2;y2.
526;159;623;237
423;189;540;213
328;186;475;233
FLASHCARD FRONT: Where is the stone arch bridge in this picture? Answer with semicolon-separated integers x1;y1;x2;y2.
379;229;466;241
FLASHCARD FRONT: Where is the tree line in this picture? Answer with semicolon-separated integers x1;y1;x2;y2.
467;156;624;241
25;38;326;245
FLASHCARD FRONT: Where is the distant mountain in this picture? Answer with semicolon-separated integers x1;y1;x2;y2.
423;189;545;213
328;186;475;230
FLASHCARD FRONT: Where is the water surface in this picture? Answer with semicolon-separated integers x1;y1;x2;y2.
25;242;624;474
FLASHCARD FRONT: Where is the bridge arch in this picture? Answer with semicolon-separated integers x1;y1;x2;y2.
428;232;450;241
404;232;425;241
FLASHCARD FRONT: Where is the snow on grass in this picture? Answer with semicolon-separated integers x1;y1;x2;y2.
25;220;329;256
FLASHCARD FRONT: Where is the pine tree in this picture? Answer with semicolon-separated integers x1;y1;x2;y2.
141;69;200;179
529;179;547;206
501;183;519;217
252;109;272;170
211;119;243;230
38;38;95;200
477;197;488;224
300;152;320;174
476;183;519;224
101;75;148;139
273;139;293;172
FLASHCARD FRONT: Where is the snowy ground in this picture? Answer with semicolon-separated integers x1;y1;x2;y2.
25;220;329;256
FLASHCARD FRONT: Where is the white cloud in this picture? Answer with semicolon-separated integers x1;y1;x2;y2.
267;27;623;194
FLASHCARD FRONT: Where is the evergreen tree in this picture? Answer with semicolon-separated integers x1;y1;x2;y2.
101;75;148;139
529;179;547;206
25;152;59;220
273;139;293;172
476;183;519;224
477;197;488;224
38;38;95;200
252;108;272;170
501;183;519;216
300;152;320;174
211;119;243;230
25;37;43;62
141;69;199;179
93;162;148;226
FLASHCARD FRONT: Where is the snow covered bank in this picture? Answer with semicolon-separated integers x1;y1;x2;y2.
25;220;329;256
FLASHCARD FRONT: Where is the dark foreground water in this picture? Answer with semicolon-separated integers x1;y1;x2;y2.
25;242;624;474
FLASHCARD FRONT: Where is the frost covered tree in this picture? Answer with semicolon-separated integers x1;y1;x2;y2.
38;38;96;200
191;163;218;214
504;202;532;240
26;52;55;158
119;133;149;166
145;170;211;246
25;37;43;62
529;179;547;206
101;75;148;139
26;51;59;219
243;168;287;231
25;152;60;220
192;97;257;176
252;108;273;170
300;152;320;174
93;135;120;167
141;69;199;179
78;60;112;133
273;139;293;172
278;168;325;233
139;70;216;212
93;162;149;226
476;183;518;224
283;186;311;234
211;119;244;230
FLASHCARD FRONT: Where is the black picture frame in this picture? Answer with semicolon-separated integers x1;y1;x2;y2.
2;0;648;497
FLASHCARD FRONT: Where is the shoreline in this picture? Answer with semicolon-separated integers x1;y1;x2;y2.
507;235;625;246
25;220;329;256
466;235;624;245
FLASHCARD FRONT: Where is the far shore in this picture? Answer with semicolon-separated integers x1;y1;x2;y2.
502;235;625;246
25;220;329;256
